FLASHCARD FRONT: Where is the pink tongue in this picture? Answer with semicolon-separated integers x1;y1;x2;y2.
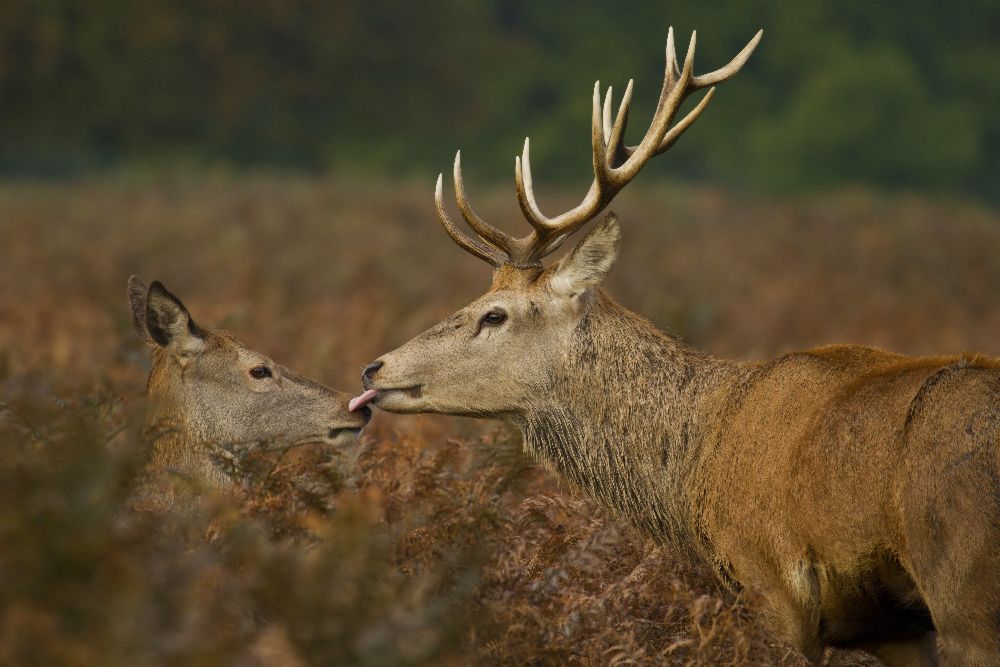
349;389;379;412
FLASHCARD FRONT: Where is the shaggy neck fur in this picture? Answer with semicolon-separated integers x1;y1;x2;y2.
512;291;746;562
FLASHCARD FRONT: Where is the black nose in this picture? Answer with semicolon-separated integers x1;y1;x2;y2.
356;404;373;422
362;360;383;385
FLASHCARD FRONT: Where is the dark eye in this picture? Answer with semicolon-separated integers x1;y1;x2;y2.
480;309;507;328
249;366;272;379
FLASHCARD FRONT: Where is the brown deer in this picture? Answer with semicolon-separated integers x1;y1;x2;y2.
354;29;1000;666
128;276;370;509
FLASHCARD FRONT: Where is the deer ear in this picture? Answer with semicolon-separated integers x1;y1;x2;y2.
144;280;204;355
550;213;620;299
127;275;155;345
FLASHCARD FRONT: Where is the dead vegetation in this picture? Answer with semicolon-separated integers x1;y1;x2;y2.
3;173;996;664
0;384;817;665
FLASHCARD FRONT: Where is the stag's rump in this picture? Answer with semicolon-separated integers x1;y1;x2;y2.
890;358;1000;651
797;351;1000;645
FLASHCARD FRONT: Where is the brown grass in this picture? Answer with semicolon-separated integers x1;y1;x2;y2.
4;172;999;664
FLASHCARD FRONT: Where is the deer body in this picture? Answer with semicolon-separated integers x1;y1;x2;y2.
129;277;369;510
352;27;999;665
546;291;1000;661
702;345;998;662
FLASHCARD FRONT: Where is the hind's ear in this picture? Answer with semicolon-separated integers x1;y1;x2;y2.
143;280;204;356
127;275;155;346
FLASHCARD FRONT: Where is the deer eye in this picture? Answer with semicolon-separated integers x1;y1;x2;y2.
249;366;272;379
480;309;507;328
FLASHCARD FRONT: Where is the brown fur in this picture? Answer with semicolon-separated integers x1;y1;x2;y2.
366;217;1000;665
128;277;368;510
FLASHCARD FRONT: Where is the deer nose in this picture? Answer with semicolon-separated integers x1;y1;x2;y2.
362;360;383;386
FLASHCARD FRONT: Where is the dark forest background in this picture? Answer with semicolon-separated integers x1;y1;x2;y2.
2;0;998;200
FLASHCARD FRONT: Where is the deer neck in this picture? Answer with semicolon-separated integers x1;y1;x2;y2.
142;355;227;485
513;291;741;558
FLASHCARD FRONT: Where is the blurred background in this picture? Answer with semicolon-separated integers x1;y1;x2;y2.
2;0;999;196
1;2;999;664
4;0;1000;390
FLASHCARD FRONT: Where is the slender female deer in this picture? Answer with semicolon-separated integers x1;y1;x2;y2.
128;276;370;509
354;29;1000;666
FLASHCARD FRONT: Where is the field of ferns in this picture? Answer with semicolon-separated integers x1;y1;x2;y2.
4;173;1000;665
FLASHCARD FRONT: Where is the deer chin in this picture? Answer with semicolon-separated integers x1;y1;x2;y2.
369;385;425;413
325;426;365;447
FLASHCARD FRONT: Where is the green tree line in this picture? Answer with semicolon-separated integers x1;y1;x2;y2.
1;0;998;199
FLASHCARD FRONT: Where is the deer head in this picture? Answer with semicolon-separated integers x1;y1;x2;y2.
354;28;761;418
129;276;370;483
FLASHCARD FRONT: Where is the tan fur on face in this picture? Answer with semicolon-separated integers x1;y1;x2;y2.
128;277;367;510
368;218;1000;665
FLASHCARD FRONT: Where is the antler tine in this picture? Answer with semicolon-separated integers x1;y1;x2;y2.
651;86;716;157
665;26;680;89
615;30;696;183
602;85;614;140
606;79;633;168
515;137;549;230
655;26;681;119
691;29;763;90
452;151;516;254
434;174;505;266
591;80;612;195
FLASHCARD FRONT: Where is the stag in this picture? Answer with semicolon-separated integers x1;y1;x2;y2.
353;29;1000;665
128;276;370;510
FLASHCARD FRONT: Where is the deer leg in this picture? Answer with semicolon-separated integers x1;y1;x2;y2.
763;565;824;664
931;603;999;667
899;504;1000;665
936;633;998;667
778;608;823;665
904;541;1000;665
921;541;1000;665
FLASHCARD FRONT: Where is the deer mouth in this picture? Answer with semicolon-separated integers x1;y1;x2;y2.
349;389;379;412
349;386;422;412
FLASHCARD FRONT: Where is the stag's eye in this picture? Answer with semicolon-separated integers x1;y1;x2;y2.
480;309;507;328
249;366;273;379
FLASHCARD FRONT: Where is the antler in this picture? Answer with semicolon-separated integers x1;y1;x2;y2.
436;27;763;268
